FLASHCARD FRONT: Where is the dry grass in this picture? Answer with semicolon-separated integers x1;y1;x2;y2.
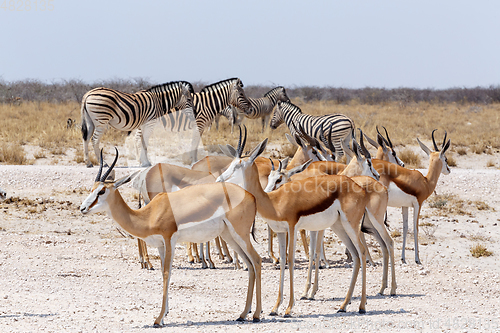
1;100;499;165
455;146;467;156
0;142;32;165
470;244;493;258
447;154;457;167
486;159;496;168
390;230;401;238
398;148;422;168
427;193;494;216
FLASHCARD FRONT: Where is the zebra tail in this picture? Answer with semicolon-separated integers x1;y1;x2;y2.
80;95;91;141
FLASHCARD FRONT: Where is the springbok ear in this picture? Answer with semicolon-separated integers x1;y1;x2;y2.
288;159;313;177
341;137;355;159
417;137;431;156
364;133;379;149
281;157;290;170
219;144;236;158
114;171;141;189
249;138;269;162
285;133;297;147
440;139;451;158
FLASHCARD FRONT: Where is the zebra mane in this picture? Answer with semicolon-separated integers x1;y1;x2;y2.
281;101;302;113
264;86;285;98
146;81;194;94
200;78;240;93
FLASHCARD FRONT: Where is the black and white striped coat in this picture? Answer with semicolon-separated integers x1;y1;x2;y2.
215;86;289;133
270;101;355;159
189;78;253;161
80;81;194;167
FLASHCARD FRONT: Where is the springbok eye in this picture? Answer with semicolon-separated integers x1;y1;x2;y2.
98;188;106;195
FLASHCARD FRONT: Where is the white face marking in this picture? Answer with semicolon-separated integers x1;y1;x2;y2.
217;159;247;188
264;170;287;192
80;183;109;214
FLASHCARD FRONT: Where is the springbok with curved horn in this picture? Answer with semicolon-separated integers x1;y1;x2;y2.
265;134;397;298
80;149;262;326
363;126;405;167
372;129;451;264
217;127;370;316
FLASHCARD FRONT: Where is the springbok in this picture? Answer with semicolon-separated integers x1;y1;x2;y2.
265;143;397;298
217;128;370;316
363;126;405;167
132;163;220;269
372;129;451;264
80;149;262;326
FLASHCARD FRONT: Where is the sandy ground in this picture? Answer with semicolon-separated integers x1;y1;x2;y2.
0;139;500;332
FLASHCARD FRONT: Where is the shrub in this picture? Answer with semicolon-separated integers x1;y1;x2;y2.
470;244;493;258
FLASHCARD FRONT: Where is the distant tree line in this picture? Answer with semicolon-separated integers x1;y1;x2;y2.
1;78;499;105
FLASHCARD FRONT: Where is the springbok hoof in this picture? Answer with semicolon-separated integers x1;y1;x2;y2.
359;309;366;314
283;313;292;318
337;308;346;313
236;317;245;322
269;311;278;316
153;323;163;328
252;317;260;323
300;296;307;300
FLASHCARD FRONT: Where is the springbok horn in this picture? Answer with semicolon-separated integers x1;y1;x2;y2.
95;149;104;182
431;129;439;151
278;160;283;172
376;126;391;148
236;126;243;157
269;158;275;171
442;130;448;148
241;125;247;155
101;147;119;182
358;129;371;158
382;126;393;148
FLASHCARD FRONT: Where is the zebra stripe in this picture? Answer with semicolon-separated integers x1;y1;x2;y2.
270;101;355;158
219;86;290;133
188;78;252;161
81;81;194;167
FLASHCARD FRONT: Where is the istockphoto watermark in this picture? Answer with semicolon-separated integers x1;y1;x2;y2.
289;316;499;331
1;0;54;11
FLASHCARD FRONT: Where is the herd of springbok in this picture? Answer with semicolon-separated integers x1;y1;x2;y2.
75;115;451;327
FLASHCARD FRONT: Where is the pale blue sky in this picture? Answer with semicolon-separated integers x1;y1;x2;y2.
1;0;499;89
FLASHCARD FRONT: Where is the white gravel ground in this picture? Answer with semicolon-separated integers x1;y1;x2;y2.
0;151;500;332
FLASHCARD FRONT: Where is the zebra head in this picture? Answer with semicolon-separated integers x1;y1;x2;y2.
174;81;195;114
276;86;290;103
229;78;253;115
270;100;286;130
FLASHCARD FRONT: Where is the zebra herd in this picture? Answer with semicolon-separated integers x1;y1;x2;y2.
80;78;354;167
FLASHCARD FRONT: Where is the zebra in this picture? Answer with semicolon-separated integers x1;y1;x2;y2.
210;104;241;133
270;100;355;159
240;86;290;133
190;78;253;162
80;81;194;167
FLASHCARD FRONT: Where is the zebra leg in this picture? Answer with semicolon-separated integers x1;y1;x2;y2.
190;128;203;163
91;126;107;167
138;122;155;167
